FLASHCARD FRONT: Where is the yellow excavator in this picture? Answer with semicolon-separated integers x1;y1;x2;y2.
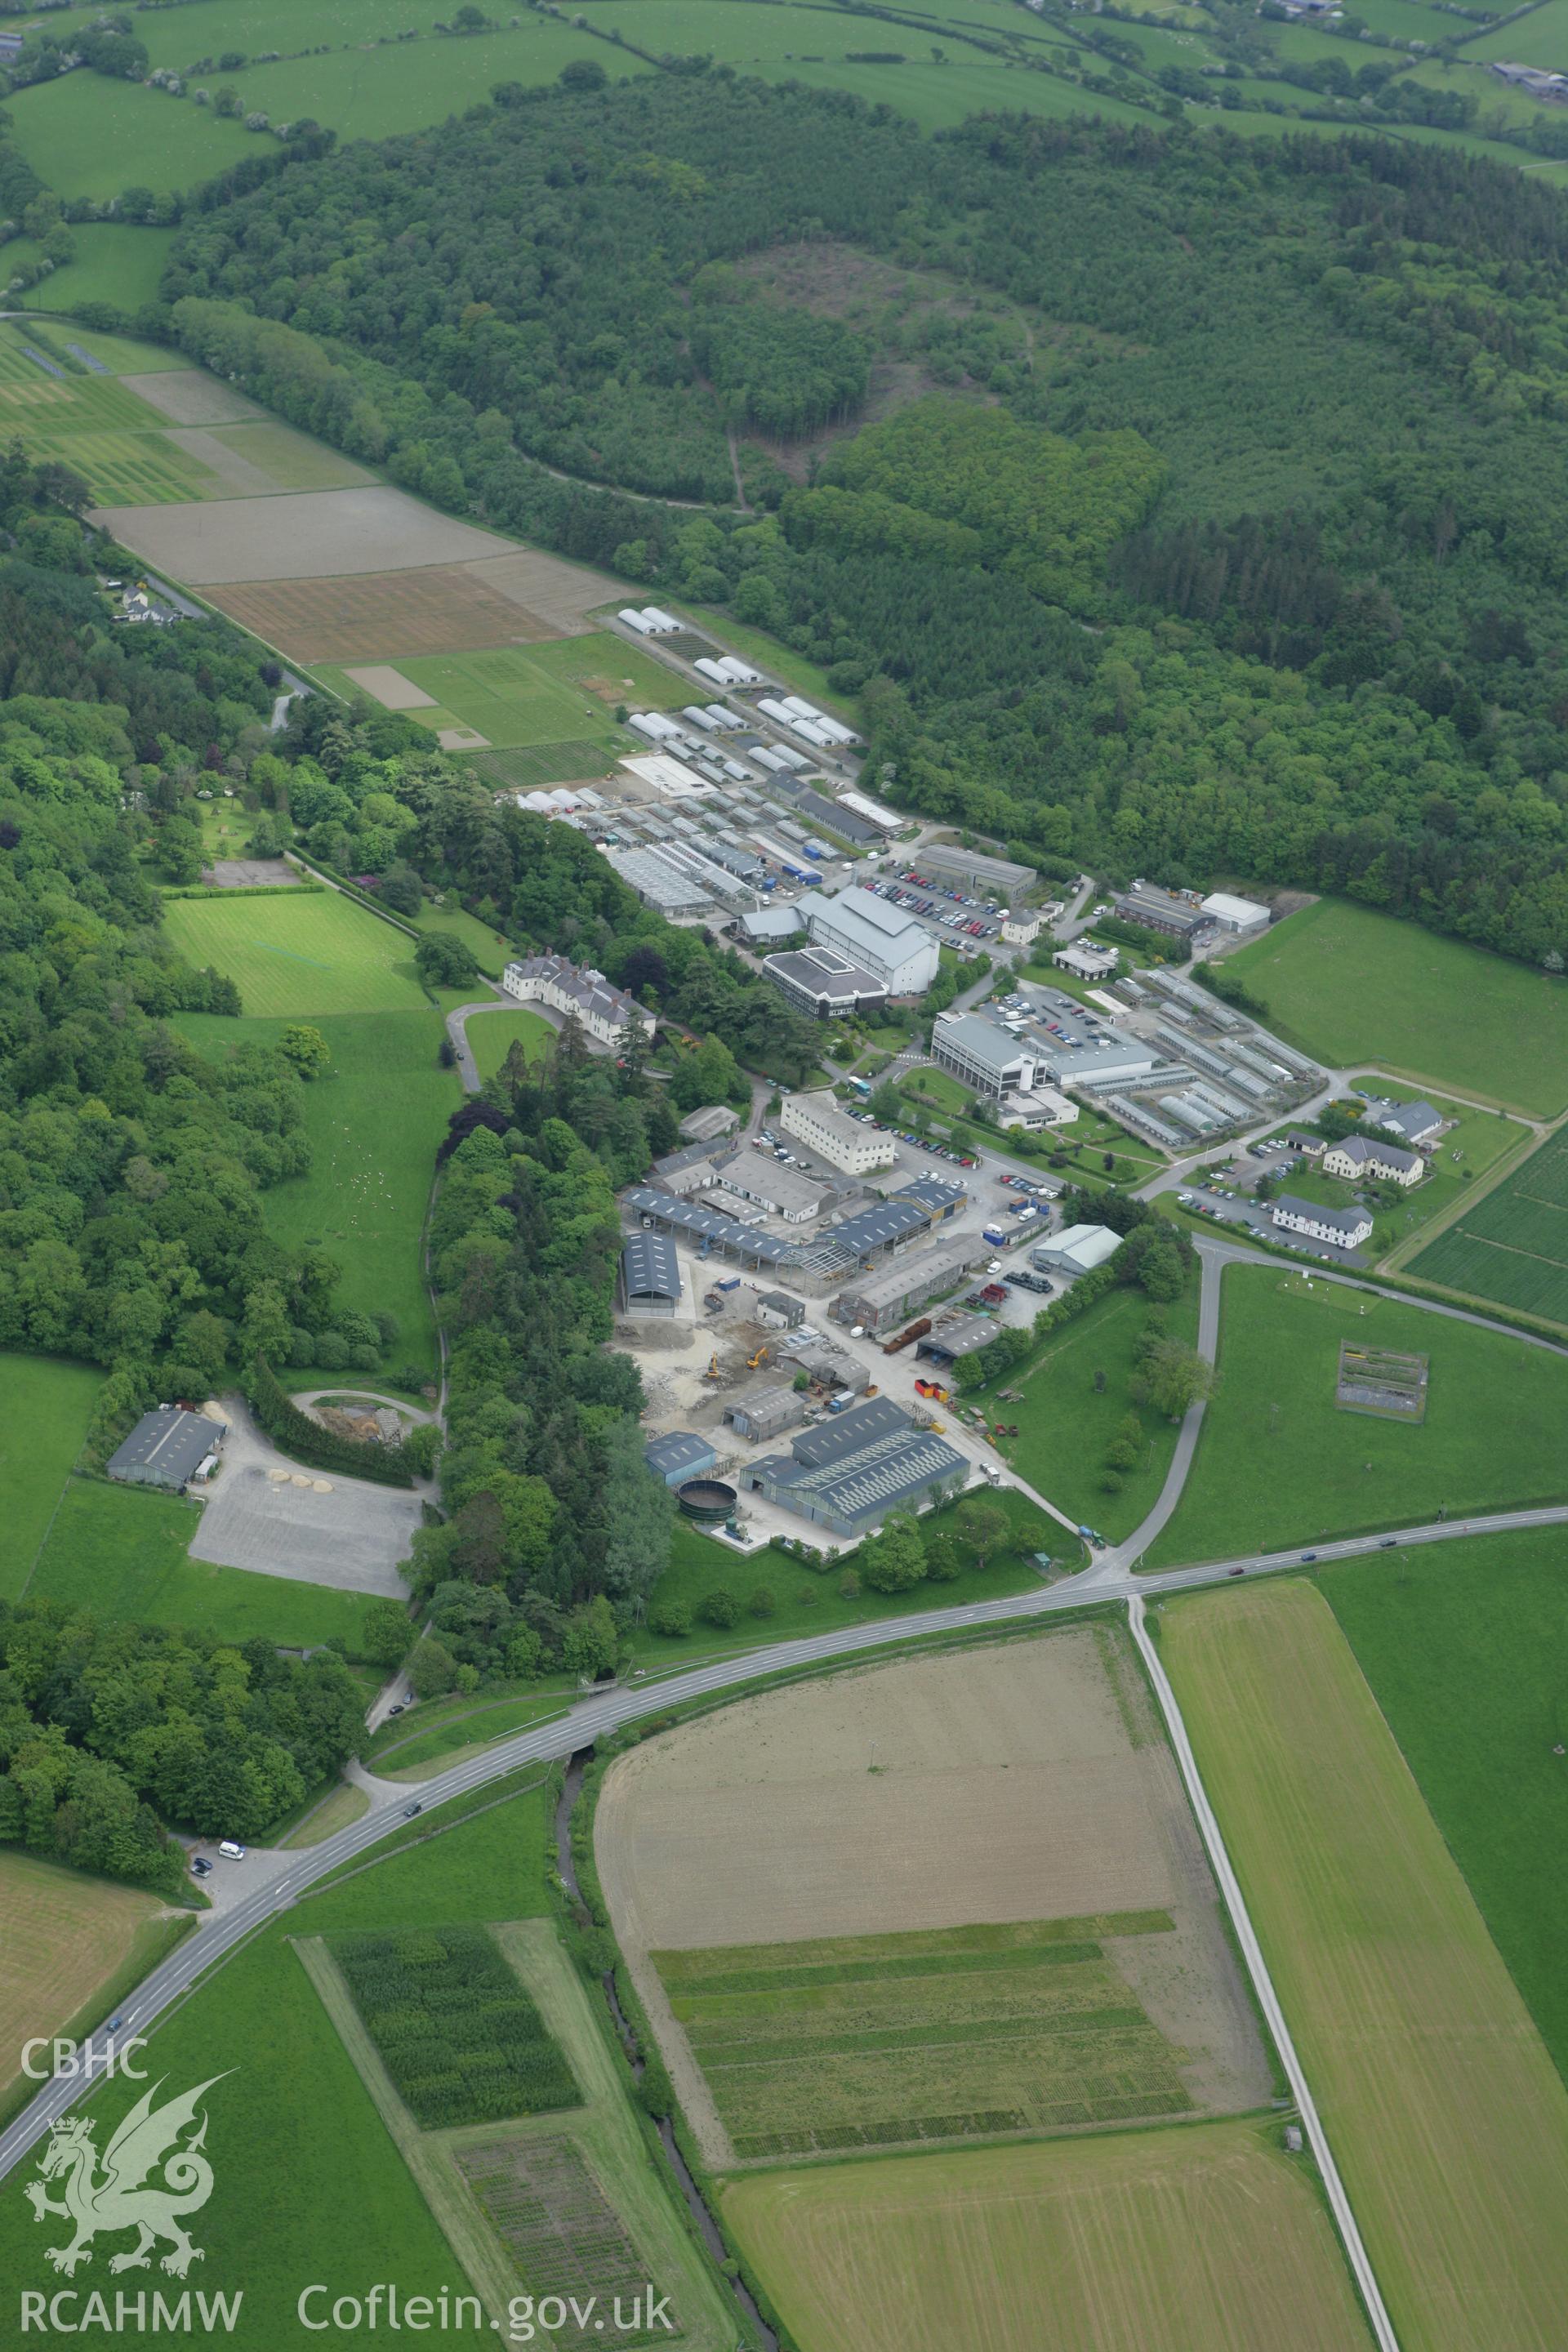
746;1345;770;1370
702;1352;721;1382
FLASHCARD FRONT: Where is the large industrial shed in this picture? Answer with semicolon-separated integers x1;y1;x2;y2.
619;1232;683;1317
832;1236;991;1334
625;1188;806;1272
644;1432;717;1487
742;1397;969;1537
106;1405;225;1494
723;1384;809;1444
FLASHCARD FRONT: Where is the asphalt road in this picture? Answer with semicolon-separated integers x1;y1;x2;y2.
9;1465;1568;2189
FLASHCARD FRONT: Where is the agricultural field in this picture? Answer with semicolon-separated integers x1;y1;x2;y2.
161;889;430;1016
5;225;176;317
0;323;222;505
0;1776;556;2344
724;2117;1373;2352
3;70;251;203
27;1477;390;1655
1410;1126;1568;1325
1160;1578;1568;2352
657;1913;1193;2161
0;1853;189;2123
1142;1263;1568;1567
177;1009;460;1380
597;1628;1269;2171
972;1270;1200;1543
332;1925;578;2129
1222;898;1568;1116
1321;1528;1568;2080
0;1351;104;1601
316;633;684;755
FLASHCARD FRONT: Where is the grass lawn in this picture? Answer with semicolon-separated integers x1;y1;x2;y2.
367;1686;577;1780
1160;1578;1568;2352
411;897;511;978
1144;1262;1568;1566
0;1851;191;2123
973;1272;1200;1544
1319;1529;1568;2082
9;226;178;319
724;2115;1370;2352
464;1004;555;1083
1410;1125;1568;1325
177;1009;459;1382
0;1351;105;1601
27;1477;389;1655
320;636;682;755
1223;898;1568;1116
0;1775;555;2337
162;887;430;1016
3;74;252;203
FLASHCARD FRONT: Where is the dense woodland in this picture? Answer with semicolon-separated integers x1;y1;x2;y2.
0;1600;363;1886
150;81;1568;963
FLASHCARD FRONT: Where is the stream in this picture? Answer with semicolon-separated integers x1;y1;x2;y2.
555;1748;777;2352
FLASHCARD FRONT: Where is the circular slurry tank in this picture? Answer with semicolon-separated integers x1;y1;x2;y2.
676;1477;738;1524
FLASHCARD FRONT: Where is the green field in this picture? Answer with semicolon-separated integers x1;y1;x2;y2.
1410;1127;1568;1324
1468;0;1568;67
973;1271;1200;1543
465;1004;554;1083
26;1477;389;1653
162;889;430;1016
724;2117;1373;2352
178;1009;460;1380
320;636;685;754
0;1778;553;2345
7;226;178;318
0;1352;104;1601
201;418;372;491
462;739;631;792
1320;1530;1568;2080
1161;1578;1568;2352
221;20;653;143
4;73;252;203
1144;1263;1568;1566
1223;898;1568;1116
658;1914;1190;2160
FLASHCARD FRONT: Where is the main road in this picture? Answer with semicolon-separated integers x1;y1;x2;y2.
5;1462;1566;2189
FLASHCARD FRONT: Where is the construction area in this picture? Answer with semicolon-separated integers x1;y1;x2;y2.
1335;1343;1430;1423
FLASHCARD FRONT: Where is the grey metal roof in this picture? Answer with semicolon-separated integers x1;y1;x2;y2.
918;1318;1000;1361
791;1396;911;1467
1274;1194;1369;1236
106;1407;221;1486
893;1174;967;1213
769;1400;968;1521
838;1236;988;1310
827;1198;930;1258
644;1431;715;1477
625;1188;805;1265
621;1232;681;1301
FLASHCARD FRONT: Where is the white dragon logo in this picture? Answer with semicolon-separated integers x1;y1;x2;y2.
25;2075;229;2279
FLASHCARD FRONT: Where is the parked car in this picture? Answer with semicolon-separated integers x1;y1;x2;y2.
190;1858;212;1878
217;1841;246;1860
387;1704;404;1717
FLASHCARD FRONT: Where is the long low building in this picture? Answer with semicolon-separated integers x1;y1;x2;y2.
918;843;1035;898
1272;1196;1372;1250
502;954;656;1048
1030;1223;1122;1276
741;1396;969;1537
618;1232;682;1316
107;1405;225;1494
931;1010;1037;1098
624;1187;806;1269
832;1236;991;1333
712;1146;831;1224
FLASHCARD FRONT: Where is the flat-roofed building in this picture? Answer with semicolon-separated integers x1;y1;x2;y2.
780;1089;898;1175
763;945;888;1021
713;1147;830;1224
1112;886;1212;943
1054;942;1119;982
931;1010;1037;1098
918;844;1036;898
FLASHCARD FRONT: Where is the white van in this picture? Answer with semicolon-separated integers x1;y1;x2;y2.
217;1841;247;1860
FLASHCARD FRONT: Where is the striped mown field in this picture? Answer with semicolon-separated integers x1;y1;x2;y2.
162;889;429;1017
1161;1577;1568;2352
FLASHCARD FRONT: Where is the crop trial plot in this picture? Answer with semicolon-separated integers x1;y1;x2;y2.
597;1629;1269;2170
657;1913;1192;2160
456;2138;669;2349
1335;1343;1428;1422
1413;1129;1568;1325
332;1926;579;2130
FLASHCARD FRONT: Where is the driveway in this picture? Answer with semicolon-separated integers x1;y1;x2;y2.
188;1397;417;1597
